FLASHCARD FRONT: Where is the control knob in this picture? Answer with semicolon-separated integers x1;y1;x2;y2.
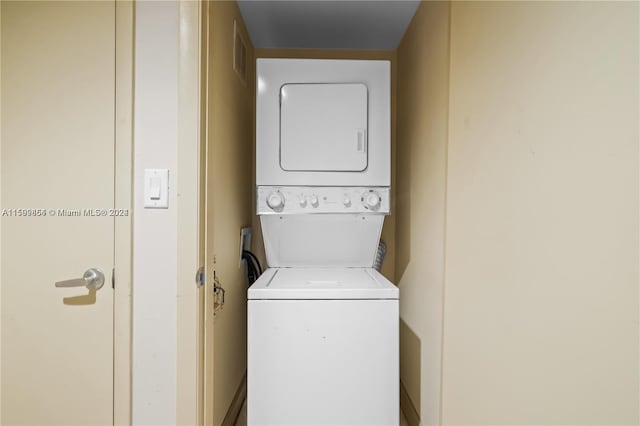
309;195;319;208
365;191;381;210
266;191;285;211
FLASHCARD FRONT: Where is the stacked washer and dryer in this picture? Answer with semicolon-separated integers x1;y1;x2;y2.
248;59;399;425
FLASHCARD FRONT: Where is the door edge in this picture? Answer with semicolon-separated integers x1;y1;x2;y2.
114;2;134;425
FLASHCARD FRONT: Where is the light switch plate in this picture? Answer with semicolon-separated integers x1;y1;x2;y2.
144;169;169;209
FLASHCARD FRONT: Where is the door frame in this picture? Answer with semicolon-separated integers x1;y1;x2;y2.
176;1;204;425
115;1;203;423
114;2;134;424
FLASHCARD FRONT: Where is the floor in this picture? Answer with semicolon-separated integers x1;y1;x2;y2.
234;398;409;425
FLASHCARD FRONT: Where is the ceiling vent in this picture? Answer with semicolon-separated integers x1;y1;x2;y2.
233;20;248;84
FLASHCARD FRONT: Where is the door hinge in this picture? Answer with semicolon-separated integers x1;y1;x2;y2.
196;266;205;287
112;267;115;289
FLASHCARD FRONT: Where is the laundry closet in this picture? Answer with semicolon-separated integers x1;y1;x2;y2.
201;3;405;425
201;2;640;426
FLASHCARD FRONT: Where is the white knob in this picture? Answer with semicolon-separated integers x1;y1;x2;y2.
267;192;284;210
310;195;319;208
343;197;351;207
299;197;307;208
365;192;381;210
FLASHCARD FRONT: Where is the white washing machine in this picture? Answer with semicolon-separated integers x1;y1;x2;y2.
248;268;398;425
249;59;398;425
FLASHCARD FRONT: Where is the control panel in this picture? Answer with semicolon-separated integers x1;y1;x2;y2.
257;186;390;215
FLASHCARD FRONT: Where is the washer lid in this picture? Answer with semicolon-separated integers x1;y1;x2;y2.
248;268;398;300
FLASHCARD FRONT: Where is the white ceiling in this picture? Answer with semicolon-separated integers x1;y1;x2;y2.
237;1;420;50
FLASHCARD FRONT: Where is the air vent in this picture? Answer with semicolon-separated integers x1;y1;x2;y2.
233;20;247;83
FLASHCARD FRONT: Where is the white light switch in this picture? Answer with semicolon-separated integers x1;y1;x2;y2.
149;177;161;200
144;169;169;208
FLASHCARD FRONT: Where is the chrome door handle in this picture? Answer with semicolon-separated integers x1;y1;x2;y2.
55;268;105;290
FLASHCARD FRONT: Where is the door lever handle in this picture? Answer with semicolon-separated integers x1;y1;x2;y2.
55;268;105;290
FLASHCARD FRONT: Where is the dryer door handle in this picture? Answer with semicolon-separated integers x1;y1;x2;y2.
356;129;367;153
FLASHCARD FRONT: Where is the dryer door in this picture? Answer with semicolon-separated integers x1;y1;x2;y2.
280;83;368;172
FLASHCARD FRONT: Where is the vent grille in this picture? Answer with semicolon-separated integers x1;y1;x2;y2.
233;20;247;83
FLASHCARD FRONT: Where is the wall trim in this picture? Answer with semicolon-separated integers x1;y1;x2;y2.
401;380;421;426
221;373;247;426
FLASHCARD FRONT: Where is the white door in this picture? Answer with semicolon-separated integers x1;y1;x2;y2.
1;2;118;424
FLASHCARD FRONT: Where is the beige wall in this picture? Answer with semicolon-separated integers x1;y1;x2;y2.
398;1;639;425
203;2;255;424
253;48;397;281
396;2;451;425
442;2;639;424
133;2;180;423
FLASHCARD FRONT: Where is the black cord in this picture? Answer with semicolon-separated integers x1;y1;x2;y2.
243;250;263;275
244;255;257;284
242;250;263;286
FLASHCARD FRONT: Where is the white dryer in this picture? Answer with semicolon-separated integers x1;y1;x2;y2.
249;59;398;425
256;58;391;187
